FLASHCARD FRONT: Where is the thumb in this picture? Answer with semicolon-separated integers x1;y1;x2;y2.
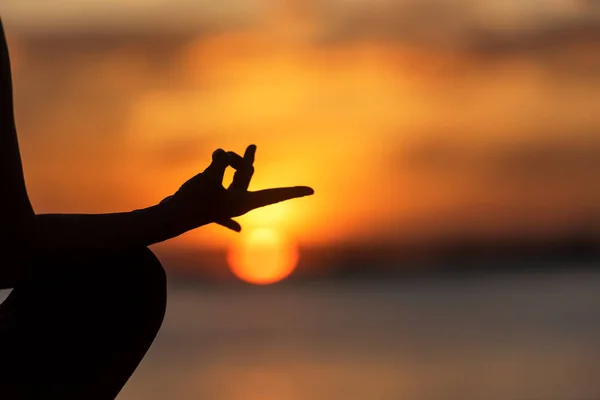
216;219;242;232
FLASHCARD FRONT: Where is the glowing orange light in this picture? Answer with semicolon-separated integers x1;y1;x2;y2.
227;228;299;285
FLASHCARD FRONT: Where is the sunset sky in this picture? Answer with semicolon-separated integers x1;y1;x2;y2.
1;1;600;271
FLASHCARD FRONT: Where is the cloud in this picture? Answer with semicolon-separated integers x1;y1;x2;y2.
1;0;256;34
6;0;600;56
317;0;600;60
400;135;600;186
465;21;600;57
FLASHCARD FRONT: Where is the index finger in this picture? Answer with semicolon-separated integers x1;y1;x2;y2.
247;186;314;210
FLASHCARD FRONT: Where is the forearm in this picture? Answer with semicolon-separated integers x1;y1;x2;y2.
26;203;187;255
0;203;188;288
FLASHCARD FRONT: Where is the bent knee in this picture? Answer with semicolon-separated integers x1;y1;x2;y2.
17;247;167;339
118;247;166;288
84;247;167;330
110;247;167;312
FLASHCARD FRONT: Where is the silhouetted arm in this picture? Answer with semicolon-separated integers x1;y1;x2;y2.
28;148;313;255
29;207;183;252
0;19;313;287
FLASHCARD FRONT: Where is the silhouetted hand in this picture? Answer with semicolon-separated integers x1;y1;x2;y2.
159;145;314;233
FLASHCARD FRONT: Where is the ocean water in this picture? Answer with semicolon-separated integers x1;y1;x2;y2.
124;270;600;400
3;270;600;399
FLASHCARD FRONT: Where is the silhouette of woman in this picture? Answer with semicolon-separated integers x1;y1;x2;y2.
0;19;313;399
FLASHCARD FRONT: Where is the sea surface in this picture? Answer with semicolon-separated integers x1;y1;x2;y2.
3;269;600;400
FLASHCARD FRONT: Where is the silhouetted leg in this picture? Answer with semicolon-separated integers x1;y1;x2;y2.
0;247;167;399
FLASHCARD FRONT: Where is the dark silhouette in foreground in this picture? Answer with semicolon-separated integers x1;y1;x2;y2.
0;19;313;399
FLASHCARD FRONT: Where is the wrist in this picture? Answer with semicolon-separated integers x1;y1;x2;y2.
154;198;200;240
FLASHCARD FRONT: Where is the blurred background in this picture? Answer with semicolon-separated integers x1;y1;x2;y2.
2;0;600;398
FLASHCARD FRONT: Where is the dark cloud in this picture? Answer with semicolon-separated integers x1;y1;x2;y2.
1;1;252;36
317;1;477;48
6;0;600;60
465;21;600;57
16;30;196;72
316;1;600;63
400;135;600;186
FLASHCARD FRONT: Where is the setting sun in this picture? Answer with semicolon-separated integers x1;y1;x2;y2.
227;228;299;285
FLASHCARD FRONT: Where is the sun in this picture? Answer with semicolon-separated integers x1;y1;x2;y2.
227;228;299;285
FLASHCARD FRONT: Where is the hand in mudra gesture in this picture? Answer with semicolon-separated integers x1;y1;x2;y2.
160;145;314;233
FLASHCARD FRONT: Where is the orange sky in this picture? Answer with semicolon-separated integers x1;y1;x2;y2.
2;0;600;256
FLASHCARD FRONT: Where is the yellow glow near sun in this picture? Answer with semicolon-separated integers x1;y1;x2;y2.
227;228;299;285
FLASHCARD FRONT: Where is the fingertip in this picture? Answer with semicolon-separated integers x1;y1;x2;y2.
230;219;243;232
300;186;314;196
212;148;227;163
230;221;242;232
244;144;257;162
218;219;243;232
